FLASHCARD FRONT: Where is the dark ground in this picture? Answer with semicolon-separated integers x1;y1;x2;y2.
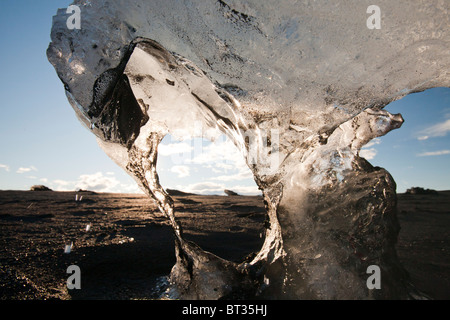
0;190;448;300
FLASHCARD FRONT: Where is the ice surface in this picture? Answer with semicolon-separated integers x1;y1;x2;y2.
48;0;449;299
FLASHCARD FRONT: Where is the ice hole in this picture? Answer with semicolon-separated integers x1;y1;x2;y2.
156;133;265;262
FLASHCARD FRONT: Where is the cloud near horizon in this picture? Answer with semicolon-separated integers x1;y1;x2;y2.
176;181;260;195
51;172;141;193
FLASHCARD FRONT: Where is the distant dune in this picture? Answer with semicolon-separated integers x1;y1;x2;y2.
165;189;197;196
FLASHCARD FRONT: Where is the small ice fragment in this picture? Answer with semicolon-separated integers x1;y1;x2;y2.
64;242;73;254
85;223;91;232
75;194;79;201
79;195;83;201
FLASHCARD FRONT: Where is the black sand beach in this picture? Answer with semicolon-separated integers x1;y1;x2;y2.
0;190;448;300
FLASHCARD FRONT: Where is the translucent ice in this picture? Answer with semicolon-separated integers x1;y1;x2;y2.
48;0;449;299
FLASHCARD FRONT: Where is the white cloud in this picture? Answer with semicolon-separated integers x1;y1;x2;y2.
16;166;37;174
26;176;38;180
194;139;254;181
177;181;225;195
228;185;261;195
159;135;259;196
159;136;248;173
174;181;261;196
359;148;377;160
211;170;253;182
417;119;450;140
0;164;10;172
363;138;381;148
417;150;450;157
215;162;234;172
188;138;252;177
119;183;144;194
211;167;223;174
52;179;72;189
40;178;48;183
52;172;118;193
75;172;120;192
175;181;261;195
51;172;143;193
359;138;380;160
171;165;190;178
159;142;193;156
181;138;245;168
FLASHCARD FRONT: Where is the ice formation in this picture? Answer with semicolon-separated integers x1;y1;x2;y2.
48;0;449;299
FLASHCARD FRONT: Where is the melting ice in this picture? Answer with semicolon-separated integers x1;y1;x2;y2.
48;0;449;299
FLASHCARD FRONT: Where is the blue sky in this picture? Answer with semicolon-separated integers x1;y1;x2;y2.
367;87;450;192
0;1;448;194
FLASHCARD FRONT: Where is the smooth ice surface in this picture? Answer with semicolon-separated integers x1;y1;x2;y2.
48;0;449;299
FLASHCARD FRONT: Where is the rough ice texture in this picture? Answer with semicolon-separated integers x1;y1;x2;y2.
48;0;449;299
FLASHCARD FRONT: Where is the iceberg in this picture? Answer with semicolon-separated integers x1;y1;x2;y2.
48;0;449;299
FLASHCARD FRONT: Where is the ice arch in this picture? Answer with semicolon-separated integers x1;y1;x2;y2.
47;0;449;299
